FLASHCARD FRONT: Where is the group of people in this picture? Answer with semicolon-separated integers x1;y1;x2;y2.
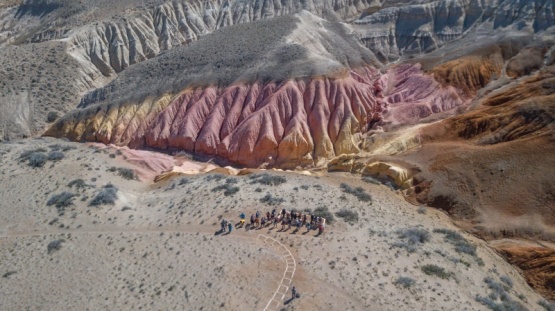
233;208;326;234
220;208;326;235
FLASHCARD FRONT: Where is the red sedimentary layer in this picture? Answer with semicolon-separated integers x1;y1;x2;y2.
46;64;466;168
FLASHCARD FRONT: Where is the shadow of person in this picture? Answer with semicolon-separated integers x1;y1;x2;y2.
284;297;294;305
214;229;224;236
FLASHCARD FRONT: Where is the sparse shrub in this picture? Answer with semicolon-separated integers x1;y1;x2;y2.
421;264;451;279
115;167;136;180
335;209;359;223
19;148;47;162
28;152;47;167
475;293;528;311
47;151;64;161
225;177;238;184
260;194;285;205
205;174;225;182
67;179;86;189
300;185;310;190
249;173;287;186
500;275;514;289
47;192;75;208
2;271;17;278
178;178;189;185
475;276;529;311
475;296;499;310
484;277;507;296
46;111;59;122
433;228;477;256
538;299;555;311
313;206;334;223
362;176;380;185
394;276;416;288
47;142;75;152
417;206;427;214
255;187;262;192
90;184;118;206
393;228;430;252
212;184;240;196
47;239;64;254
340;183;372;202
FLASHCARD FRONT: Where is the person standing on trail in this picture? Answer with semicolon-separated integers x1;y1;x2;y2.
228;222;233;234
239;213;246;227
291;286;297;300
221;219;226;233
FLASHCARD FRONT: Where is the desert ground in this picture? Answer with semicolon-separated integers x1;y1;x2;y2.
0;137;551;311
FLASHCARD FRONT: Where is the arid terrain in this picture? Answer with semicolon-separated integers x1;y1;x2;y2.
0;0;554;310
0;138;551;310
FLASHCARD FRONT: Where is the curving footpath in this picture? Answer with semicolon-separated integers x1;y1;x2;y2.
1;226;297;310
258;234;297;311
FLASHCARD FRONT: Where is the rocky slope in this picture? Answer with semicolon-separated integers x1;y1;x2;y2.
0;0;379;140
3;0;555;140
330;65;555;298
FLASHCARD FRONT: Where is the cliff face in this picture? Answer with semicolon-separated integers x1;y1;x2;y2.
354;0;555;62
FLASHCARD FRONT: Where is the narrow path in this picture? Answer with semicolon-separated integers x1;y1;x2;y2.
1;225;298;311
258;234;297;311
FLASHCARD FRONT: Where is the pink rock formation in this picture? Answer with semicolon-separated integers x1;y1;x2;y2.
377;64;466;127
46;64;466;168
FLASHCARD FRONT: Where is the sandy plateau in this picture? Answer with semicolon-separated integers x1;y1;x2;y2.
0;138;549;310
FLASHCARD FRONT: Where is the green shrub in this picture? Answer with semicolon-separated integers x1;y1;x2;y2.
249;173;287;186
205;174;225;181
67;178;87;189
340;183;372;202
47;239;64;254
47;192;75;208
538;299;555;311
19;148;47;162
335;209;359;222
394;276;416;288
108;167;136;180
90;184;118;206
362;176;380;185
393;228;430;252
46;111;59;122
433;228;477;256
421;264;451;279
47;151;64;161
28;152;47;167
212;184;240;196
313;206;334;223
260;194;285;205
